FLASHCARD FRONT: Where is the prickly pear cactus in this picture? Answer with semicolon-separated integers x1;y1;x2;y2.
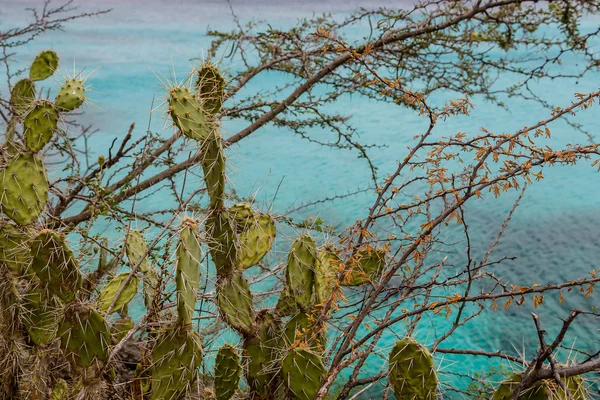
216;272;255;335
151;326;203;400
206;210;237;276
282;348;326;400
30;230;82;302
201;137;226;208
237;212;276;270
23;101;59;152
168;86;211;141
388;338;438;400
29;50;59;81
492;373;586;400
0;224;31;275
126;230;159;308
283;312;324;351
97;272;139;313
21;287;57;345
0;152;49;225
10;78;36;115
111;316;134;343
176;220;202;326
314;246;340;305
214;344;241;400
55;77;85;111
196;62;225;116
286;235;317;312
344;248;386;286
57;303;111;367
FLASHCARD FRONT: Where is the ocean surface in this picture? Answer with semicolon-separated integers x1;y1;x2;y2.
1;0;599;398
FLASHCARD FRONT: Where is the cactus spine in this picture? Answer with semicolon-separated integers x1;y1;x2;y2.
388;338;438;400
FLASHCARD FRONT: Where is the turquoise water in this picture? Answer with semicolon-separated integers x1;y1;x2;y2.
2;0;600;397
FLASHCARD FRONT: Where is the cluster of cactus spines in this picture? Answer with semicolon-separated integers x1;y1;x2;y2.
175;218;202;326
0;152;49;226
214;344;242;400
23;100;59;152
282;348;327;400
29;50;59;82
196;61;226;117
97;272;139;313
492;373;587;400
388;337;438;400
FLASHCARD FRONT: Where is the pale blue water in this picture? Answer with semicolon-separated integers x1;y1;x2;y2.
2;0;600;397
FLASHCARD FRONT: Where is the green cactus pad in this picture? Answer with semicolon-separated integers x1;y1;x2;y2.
196;63;225;116
286;235;316;312
126;230;158;308
214;344;241;400
314;246;340;305
50;379;69;400
237;213;276;270
10;78;36;115
55;77;85;112
201;137;226;208
283;312;325;352
282;349;326;400
30;230;82;302
29;50;59;81
243;310;282;398
206;210;236;276
151;325;203;400
0;152;48;225
21;287;57;345
492;373;586;400
343;248;386;286
0;224;31;275
216;272;255;335
57;303;111;367
97;273;139;313
176;222;202;326
23;101;59;152
388;338;438;400
168;87;211;141
275;286;298;317
111;316;134;343
229;203;254;226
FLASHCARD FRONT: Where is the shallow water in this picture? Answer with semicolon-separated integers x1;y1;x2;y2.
1;0;599;397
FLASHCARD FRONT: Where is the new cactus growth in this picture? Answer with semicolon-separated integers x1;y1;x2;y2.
23;100;59;152
29;50;59;81
9;78;36;115
97;273;139;313
196;62;225;116
30;230;82;302
286;235;317;312
55;77;85;111
282;348;326;400
151;326;203;400
388;338;438;400
0;152;49;225
216;272;255;335
176;220;202;326
168;86;211;141
21;287;57;345
214;344;241;400
57;303;111;367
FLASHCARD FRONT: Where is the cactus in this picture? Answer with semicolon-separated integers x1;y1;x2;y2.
97;273;139;313
0;152;49;225
55;77;85;112
283;312;325;352
214;344;241;400
0;223;31;275
201;137;226;208
50;379;70;400
111;316;134;343
314;246;340;305
216;272;255;335
126;230;159;308
388;337;438;400
21;287;57;345
57;303;111;367
237;212;276;270
151;325;203;400
343;248;386;286
206;210;237;276
176;220;202;326
286;235;317;312
23;101;59;152
492;374;587;400
30;230;82;302
196;62;225;116
168;86;211;141
9;78;36;115
282;348;326;400
29;50;59;81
